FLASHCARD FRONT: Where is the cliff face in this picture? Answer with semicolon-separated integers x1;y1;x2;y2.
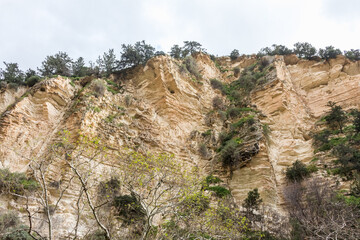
0;54;359;238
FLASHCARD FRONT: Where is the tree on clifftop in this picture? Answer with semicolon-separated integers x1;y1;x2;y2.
39;51;72;77
293;42;317;59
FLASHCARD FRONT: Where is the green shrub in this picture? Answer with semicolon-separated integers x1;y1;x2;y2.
242;188;262;210
318;46;342;60
219;139;239;166
285;160;310;182
207;186;231;198
201;129;212;137
204;175;222;185
25;76;40;87
0;211;32;240
0;169;39;195
307;164;318;173
324;101;347;133
231;115;255;129
180;192;210;214
113;194;145;224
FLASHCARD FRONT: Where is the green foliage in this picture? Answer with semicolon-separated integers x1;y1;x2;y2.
345;49;360;61
293;42;316;59
97;49;118;77
243;188;262;210
169;44;182;59
285;160;310;182
204;175;222;185
113;194;145;224
352;109;360;133
258;44;293;56
318;46;342;60
39;51;72;77
231;115;255;129
207;186;231;198
120;40;155;68
201;129;212;137
0;62;24;85
306;164;318;173
182;41;206;57
219;139;239;167
324;101;347;132
180;192;210;214
230;49;240;60
0;168;39;195
72;57;87;77
25;75;40;87
0;211;32;240
332;144;360;177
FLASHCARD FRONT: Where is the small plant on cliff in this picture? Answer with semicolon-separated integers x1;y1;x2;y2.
243;188;262;211
324;101;347;133
184;56;202;79
285;160;310;182
0;168;39;195
0;211;33;240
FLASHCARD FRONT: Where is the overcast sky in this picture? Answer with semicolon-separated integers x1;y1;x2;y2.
0;0;359;70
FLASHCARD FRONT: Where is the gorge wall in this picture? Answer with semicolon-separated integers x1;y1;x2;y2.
0;54;359;238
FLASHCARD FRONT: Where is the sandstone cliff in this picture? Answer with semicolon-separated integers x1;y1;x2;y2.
0;54;359;238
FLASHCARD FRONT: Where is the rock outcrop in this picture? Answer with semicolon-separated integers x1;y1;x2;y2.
0;54;359;238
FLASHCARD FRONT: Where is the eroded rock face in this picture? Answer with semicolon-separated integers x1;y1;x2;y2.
0;77;77;170
0;54;359;237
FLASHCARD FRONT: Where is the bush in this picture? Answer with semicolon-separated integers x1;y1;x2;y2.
219;139;239;166
318;46;342;60
207;186;231;198
93;80;105;97
0;169;39;195
180;192;209;214
0;211;32;240
198;143;209;158
204;175;222;185
243;188;262;211
233;67;240;77
345;49;360;61
285;160;310;182
184;56;201;79
25;75;40;87
324;101;347;133
210;79;223;91
293;42;317;59
212;96;224;110
113;194;145;224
